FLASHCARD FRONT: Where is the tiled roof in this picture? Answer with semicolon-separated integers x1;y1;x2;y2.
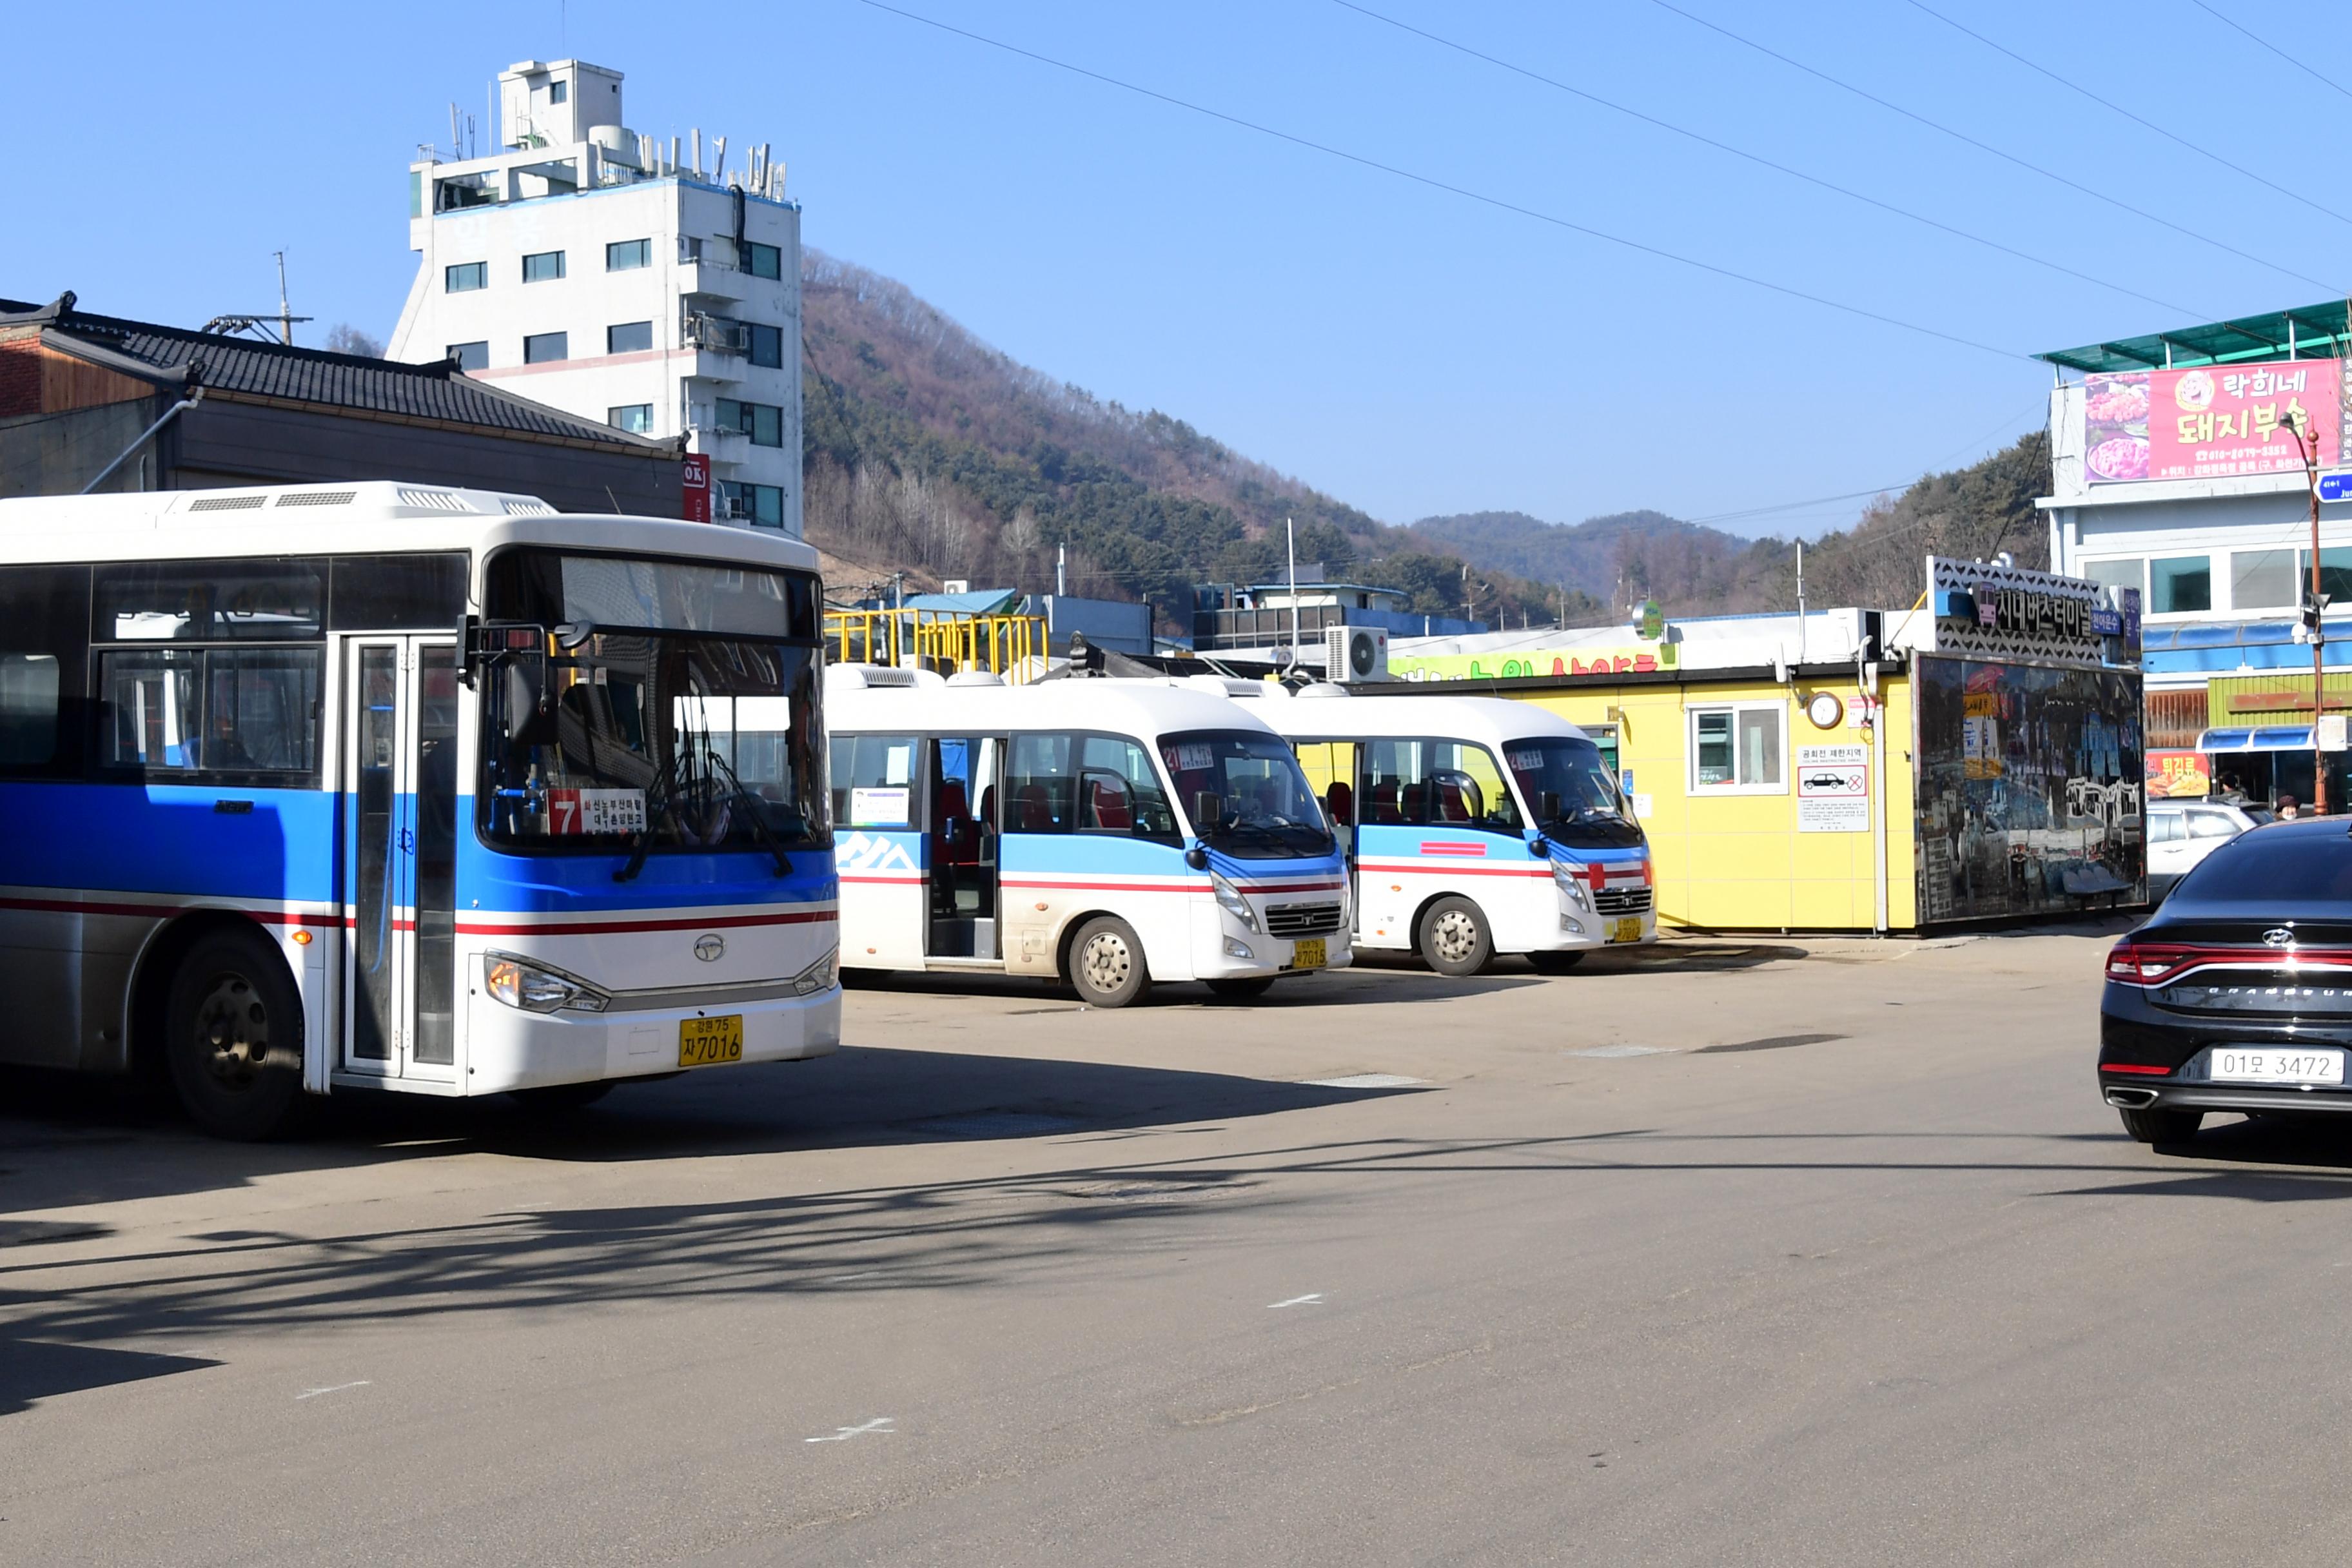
0;295;667;450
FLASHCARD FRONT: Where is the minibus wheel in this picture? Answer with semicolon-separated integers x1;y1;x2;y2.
1206;976;1277;1001
1068;916;1150;1008
1418;897;1493;977
163;928;308;1141
1527;951;1585;975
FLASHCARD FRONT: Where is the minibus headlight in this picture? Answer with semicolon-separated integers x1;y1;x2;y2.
1551;859;1592;911
1210;871;1260;933
793;949;840;995
484;954;609;1014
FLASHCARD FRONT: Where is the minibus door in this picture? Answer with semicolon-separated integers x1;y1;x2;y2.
926;735;1003;959
1293;741;1362;933
340;636;459;1080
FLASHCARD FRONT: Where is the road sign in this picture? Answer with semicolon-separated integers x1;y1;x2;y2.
2320;471;2352;503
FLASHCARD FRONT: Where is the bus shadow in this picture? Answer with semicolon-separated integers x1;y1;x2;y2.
0;1048;1426;1215
845;966;1540;1008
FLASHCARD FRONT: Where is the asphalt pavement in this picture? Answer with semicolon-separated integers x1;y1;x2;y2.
8;926;2352;1566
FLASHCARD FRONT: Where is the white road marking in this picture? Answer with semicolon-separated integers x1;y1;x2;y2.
1303;1073;1426;1088
1268;1293;1325;1309
1565;1044;1676;1058
806;1417;895;1444
296;1380;371;1400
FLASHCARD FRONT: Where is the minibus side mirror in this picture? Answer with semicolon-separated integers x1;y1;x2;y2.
1184;845;1210;872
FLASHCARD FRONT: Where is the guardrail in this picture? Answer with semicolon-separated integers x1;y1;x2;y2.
826;608;1044;683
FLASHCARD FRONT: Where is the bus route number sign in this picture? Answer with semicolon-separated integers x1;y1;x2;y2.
547;787;649;836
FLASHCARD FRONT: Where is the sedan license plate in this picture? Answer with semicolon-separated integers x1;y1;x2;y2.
1607;917;1643;945
2209;1047;2344;1085
679;1015;744;1068
1289;937;1327;970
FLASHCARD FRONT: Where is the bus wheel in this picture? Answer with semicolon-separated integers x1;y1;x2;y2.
1069;916;1151;1008
1206;976;1277;1002
1418;897;1493;977
164;929;308;1141
1527;951;1585;975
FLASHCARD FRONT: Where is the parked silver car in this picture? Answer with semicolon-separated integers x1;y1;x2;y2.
2147;800;2269;899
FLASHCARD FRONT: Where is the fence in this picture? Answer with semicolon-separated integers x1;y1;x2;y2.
826;607;1045;683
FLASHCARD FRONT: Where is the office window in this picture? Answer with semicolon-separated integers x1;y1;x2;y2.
715;398;783;447
2079;558;2144;602
549;79;568;105
606;320;653;355
606;238;651;271
2304;547;2352;609
747;322;783;368
716;481;784;527
444;261;487;293
446;340;488;371
522;331;567;364
522;250;565;283
745;241;782;280
1689;703;1785;794
2150;554;2211;614
2230;549;2298;611
609;404;654;435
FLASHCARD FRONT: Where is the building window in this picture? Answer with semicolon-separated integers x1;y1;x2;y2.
1689;703;1785;794
609;404;653;435
2304;547;2352;609
607;239;651;271
2150;554;2211;614
522;251;565;284
745;241;782;280
522;331;568;364
747;322;783;368
549;79;569;105
446;340;489;371
716;398;783;447
2230;549;2298;611
717;481;784;527
2079;558;2144;602
444;261;487;293
606;320;653;355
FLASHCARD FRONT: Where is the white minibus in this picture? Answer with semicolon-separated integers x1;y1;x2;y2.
826;669;1351;1005
1254;688;1654;974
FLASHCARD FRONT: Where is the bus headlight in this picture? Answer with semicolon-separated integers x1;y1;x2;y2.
484;954;609;1014
793;950;840;995
1210;871;1260;933
1551;859;1592;911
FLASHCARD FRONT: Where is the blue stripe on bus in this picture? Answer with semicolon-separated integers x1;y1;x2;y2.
0;782;337;902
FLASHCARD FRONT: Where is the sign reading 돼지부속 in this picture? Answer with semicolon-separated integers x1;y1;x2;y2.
1796;743;1870;833
2083;358;2340;484
1925;556;2132;669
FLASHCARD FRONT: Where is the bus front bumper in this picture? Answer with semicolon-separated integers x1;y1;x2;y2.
465;985;843;1093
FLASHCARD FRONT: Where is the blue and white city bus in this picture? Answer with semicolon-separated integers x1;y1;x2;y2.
826;668;1351;1005
1255;688;1654;974
0;482;838;1137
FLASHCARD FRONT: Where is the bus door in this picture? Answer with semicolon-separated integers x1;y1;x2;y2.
1291;741;1361;925
927;736;1002;959
340;636;459;1081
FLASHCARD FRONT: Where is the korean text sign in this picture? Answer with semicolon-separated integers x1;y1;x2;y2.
2084;358;2340;484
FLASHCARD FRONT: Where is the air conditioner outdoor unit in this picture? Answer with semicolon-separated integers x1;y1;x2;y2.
1323;624;1390;683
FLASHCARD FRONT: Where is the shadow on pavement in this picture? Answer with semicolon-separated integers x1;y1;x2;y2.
0;1339;221;1416
847;966;1540;1007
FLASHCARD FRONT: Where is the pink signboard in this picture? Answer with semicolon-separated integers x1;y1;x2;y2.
2083;358;2340;484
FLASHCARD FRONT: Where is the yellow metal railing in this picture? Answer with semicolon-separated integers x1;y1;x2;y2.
825;607;1045;683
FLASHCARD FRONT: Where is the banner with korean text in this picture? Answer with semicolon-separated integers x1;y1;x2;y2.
2083;358;2340;484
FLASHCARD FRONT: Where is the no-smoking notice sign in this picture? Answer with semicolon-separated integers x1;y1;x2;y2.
1797;743;1871;834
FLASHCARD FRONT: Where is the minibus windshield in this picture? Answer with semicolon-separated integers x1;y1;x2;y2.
1504;736;1643;850
1159;729;1336;860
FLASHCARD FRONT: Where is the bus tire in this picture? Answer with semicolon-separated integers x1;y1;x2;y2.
1206;975;1278;1001
163;928;309;1141
1527;950;1585;975
1418;896;1493;977
1068;916;1151;1008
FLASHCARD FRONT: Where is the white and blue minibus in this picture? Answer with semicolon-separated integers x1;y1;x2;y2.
0;482;839;1137
1254;687;1654;973
826;668;1351;1004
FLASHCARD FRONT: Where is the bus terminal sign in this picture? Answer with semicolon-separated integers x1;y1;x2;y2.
1925;556;2130;669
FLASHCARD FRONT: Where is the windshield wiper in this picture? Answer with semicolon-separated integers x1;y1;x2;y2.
612;752;682;883
702;745;794;877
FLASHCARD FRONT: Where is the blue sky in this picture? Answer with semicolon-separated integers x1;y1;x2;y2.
6;1;2347;536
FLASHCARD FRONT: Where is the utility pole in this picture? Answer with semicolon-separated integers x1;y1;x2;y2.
2286;409;2329;814
1286;516;1300;673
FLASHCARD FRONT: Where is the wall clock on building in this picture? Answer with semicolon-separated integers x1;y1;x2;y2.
1805;690;1845;730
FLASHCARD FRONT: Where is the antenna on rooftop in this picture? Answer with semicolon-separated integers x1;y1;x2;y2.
274;251;293;347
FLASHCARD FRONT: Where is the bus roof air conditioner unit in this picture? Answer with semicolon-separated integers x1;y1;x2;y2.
1324;624;1389;683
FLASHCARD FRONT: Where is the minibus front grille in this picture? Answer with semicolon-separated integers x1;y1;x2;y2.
1594;888;1652;915
1266;901;1346;938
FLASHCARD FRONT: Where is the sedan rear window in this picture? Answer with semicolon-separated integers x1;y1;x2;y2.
2179;831;2352;901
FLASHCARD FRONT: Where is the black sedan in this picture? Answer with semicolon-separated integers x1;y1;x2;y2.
2100;816;2352;1144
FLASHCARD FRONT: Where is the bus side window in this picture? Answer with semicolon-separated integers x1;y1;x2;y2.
1005;733;1075;833
1077;735;1177;841
832;734;916;828
1293;741;1357;847
0;563;90;777
1442;741;1522;832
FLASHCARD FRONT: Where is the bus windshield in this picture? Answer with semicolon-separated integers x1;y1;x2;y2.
1504;736;1642;850
1159;729;1335;860
478;549;828;854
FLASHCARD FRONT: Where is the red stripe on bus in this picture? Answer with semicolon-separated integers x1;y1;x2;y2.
1357;861;1551;879
1001;879;1210;894
0;895;342;926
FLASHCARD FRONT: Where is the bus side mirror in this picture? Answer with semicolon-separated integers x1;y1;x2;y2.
1184;845;1209;872
453;615;478;686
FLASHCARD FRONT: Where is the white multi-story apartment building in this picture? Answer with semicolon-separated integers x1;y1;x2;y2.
390;59;803;534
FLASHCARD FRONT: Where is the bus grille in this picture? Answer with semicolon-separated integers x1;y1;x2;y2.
1266;901;1346;938
1594;887;1652;915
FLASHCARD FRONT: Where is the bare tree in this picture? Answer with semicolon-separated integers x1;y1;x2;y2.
322;323;384;358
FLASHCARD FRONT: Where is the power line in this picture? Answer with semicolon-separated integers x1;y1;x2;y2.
1903;0;2352;228
1645;0;2346;295
2184;1;2352;104
1329;0;2205;319
858;0;2026;361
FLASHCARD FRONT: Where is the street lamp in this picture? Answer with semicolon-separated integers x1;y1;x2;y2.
2280;408;2329;815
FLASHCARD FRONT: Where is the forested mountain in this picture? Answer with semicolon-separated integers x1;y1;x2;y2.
1409;509;1790;616
798;251;1604;629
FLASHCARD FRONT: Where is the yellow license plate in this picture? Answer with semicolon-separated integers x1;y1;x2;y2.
679;1015;744;1068
1290;937;1327;970
1607;918;1643;945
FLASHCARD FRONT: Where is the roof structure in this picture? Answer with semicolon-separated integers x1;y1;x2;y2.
0;293;676;452
2037;301;2352;375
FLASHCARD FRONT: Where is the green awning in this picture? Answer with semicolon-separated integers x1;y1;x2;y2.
2039;302;2352;374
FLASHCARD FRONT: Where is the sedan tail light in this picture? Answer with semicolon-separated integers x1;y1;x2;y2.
2104;936;2352;986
